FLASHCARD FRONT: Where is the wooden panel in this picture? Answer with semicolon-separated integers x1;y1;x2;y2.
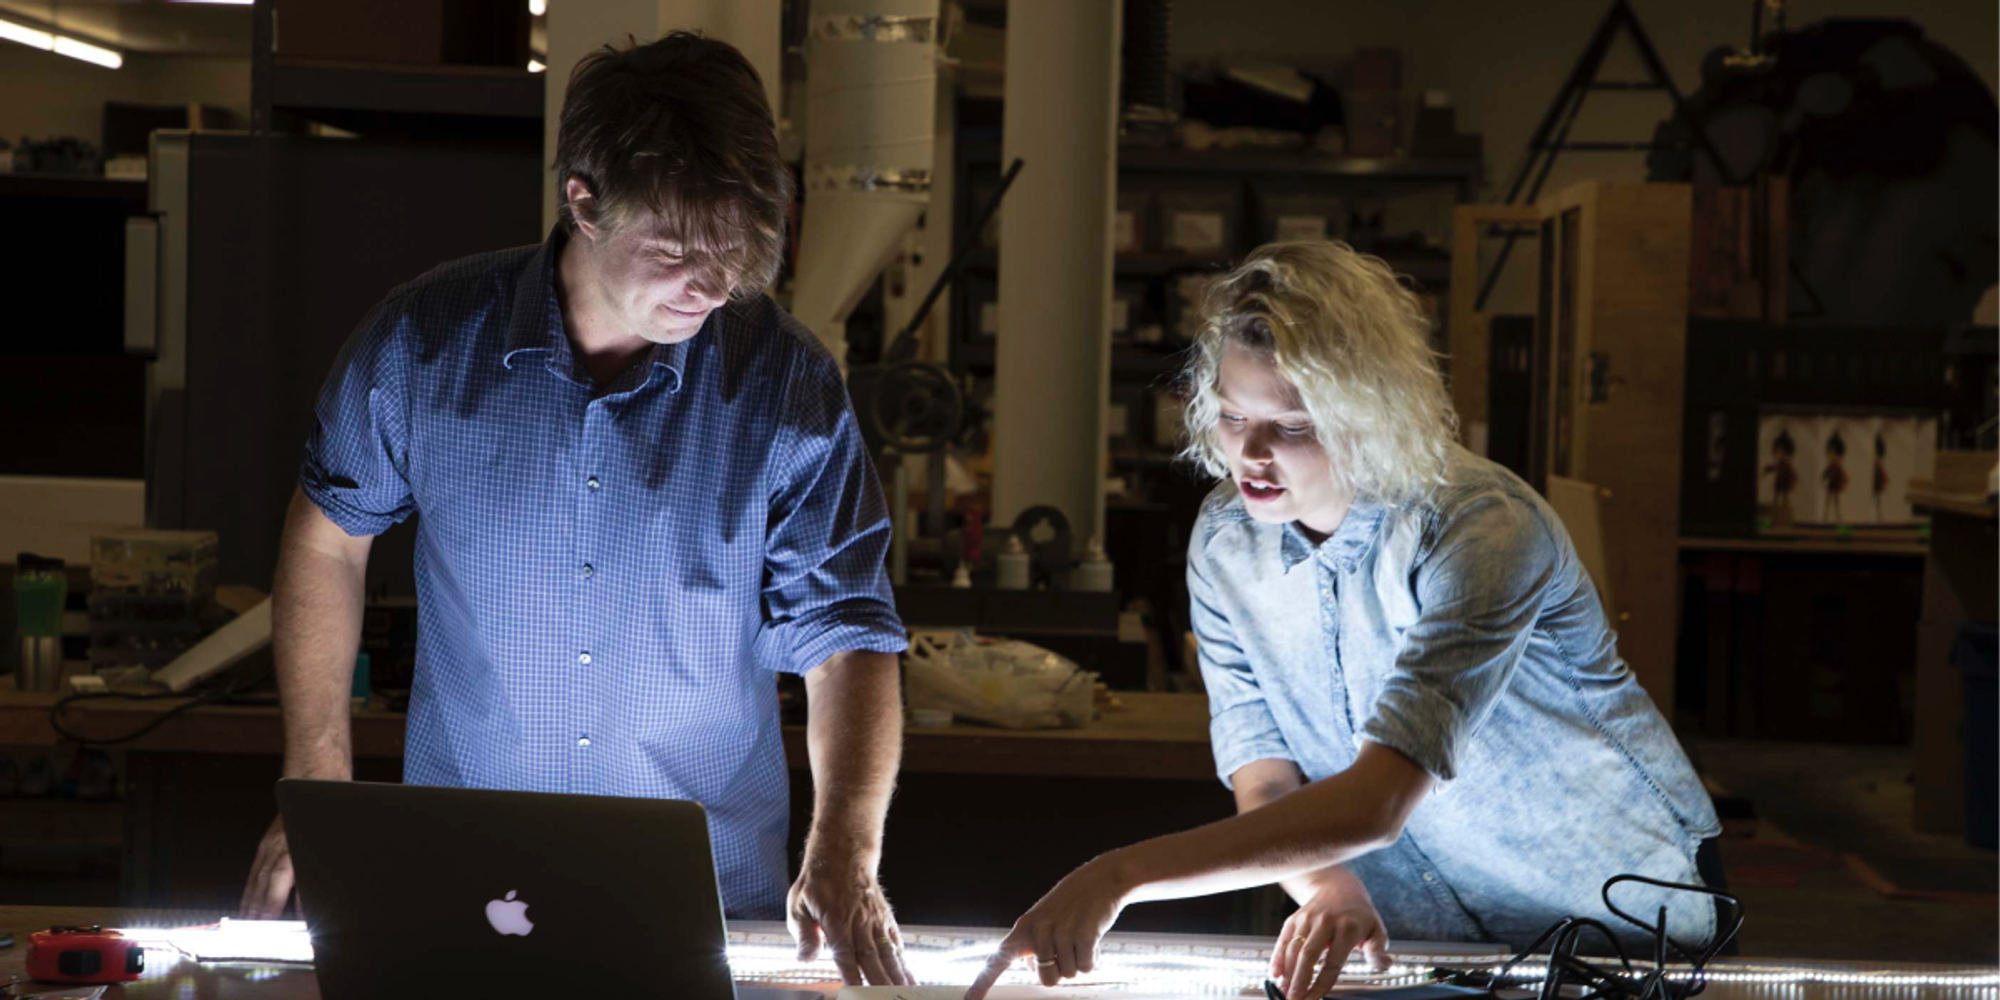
1537;181;1693;716
1930;450;1997;496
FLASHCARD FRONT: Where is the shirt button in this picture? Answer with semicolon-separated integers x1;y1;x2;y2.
577;651;592;665
581;563;594;579
1422;871;1437;883
586;476;601;491
577;736;591;748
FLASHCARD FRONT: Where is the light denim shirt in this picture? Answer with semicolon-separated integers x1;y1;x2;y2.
1191;446;1721;953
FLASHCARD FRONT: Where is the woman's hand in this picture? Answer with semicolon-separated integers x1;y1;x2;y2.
1272;867;1391;999
964;854;1134;1000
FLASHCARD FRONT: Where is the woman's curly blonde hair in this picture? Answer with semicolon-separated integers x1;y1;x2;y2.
1177;240;1458;507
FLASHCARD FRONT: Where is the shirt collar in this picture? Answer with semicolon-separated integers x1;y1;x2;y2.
1279;496;1387;575
500;226;692;395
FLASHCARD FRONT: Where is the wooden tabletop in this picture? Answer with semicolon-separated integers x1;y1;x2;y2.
1906;488;1999;521
0;691;1219;781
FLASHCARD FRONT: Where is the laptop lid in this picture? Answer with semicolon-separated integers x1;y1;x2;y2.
278;779;738;1000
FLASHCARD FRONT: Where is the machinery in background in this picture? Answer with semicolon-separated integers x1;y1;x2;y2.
850;158;1022;586
85;529;221;685
789;0;943;364
1647;16;1998;327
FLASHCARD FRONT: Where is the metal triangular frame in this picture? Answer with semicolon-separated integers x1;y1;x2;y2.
1474;0;1735;310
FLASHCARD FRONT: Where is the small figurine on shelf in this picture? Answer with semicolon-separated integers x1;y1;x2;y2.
1763;427;1797;524
1822;429;1849;523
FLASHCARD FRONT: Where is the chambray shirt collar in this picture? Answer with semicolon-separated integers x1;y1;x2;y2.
500;226;689;395
1279;495;1387;575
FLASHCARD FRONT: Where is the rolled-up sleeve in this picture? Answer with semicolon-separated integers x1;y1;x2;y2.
1360;492;1557;784
1189;524;1295;788
299;302;416;536
760;351;908;674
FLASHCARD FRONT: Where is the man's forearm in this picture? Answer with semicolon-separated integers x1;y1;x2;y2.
271;493;372;781
801;650;903;865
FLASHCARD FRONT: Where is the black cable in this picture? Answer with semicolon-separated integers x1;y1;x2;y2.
1457;873;1742;1000
48;676;279;747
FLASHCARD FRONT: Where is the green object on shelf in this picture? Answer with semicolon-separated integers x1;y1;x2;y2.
352;651;372;701
1834;524;1856;539
12;552;66;638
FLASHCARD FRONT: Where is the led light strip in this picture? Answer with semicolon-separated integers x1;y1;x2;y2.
105;922;2000;994
114;920;316;965
723;930;2000;995
0;13;121;68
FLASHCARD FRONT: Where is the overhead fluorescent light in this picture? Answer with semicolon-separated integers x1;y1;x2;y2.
0;17;55;50
54;35;122;69
527;59;545;73
528;0;547;16
0;14;123;69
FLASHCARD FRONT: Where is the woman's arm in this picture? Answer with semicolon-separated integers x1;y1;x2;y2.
963;743;1429;999
1119;741;1430;902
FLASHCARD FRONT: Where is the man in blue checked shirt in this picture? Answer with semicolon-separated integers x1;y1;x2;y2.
237;32;915;987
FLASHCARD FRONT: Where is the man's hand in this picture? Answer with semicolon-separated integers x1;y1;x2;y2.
965;855;1131;1000
1271;866;1391;999
240;815;297;919
787;845;909;986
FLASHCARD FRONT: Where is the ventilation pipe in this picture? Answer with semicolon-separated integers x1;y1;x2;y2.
791;0;941;364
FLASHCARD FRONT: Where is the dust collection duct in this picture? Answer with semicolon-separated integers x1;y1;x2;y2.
790;0;941;364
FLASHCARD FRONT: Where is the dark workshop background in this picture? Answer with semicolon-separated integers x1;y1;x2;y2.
0;0;1994;965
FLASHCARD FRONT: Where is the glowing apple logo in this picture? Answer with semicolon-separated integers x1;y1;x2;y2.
484;890;534;936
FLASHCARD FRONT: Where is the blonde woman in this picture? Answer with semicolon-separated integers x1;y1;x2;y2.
966;242;1721;1000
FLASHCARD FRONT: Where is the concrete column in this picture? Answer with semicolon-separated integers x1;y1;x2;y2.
542;0;783;234
991;0;1120;553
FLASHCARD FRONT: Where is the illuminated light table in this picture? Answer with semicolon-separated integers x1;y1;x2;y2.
3;907;1994;999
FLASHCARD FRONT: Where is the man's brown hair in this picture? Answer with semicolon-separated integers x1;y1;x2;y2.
554;30;792;299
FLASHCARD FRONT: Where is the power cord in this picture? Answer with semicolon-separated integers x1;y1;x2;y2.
48;675;279;747
1445;874;1743;1000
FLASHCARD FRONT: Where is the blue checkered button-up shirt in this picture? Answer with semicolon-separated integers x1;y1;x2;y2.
299;230;907;918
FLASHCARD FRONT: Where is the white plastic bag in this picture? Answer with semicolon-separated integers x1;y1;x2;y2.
904;630;1096;729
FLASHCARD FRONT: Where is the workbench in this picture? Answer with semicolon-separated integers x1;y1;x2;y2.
1;692;1245;934
2;904;1994;999
0;691;1217;780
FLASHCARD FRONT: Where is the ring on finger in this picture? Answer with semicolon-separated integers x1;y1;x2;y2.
1037;955;1060;967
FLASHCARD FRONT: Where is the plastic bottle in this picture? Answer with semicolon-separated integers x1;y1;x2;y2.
14;553;66;693
995;535;1031;590
1071;537;1115;592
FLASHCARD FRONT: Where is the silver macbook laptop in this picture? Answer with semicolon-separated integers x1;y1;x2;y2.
278;779;815;1000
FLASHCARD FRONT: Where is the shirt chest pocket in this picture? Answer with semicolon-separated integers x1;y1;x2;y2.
1370;560;1422;636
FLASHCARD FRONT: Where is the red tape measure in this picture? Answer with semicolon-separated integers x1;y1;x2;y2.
25;926;144;985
